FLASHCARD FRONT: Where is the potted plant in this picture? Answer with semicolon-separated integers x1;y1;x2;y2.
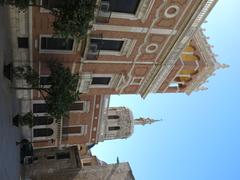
13;112;34;127
3;62;13;80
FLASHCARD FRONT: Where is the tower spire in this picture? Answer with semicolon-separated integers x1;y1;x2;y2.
134;117;162;126
215;62;230;70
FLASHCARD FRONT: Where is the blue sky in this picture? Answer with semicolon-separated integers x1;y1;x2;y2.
92;1;240;179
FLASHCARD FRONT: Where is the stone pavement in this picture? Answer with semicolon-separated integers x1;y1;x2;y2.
0;6;21;180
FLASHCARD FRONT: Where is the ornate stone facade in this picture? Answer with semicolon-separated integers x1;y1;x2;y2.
13;0;224;152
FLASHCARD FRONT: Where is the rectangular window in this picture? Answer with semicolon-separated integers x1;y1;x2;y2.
90;39;123;51
109;0;140;14
83;162;92;166
40;76;50;86
41;0;57;9
18;37;29;48
108;115;119;119
62;126;82;135
41;0;63;8
46;155;55;160
41;0;50;8
56;152;70;159
108;126;120;131
69;103;84;111
68;101;89;113
33;156;38;161
169;82;179;88
41;37;74;51
91;77;111;85
33;103;48;113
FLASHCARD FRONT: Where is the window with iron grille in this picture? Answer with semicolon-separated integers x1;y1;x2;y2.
109;0;140;13
69;103;84;111
91;77;111;85
18;37;29;48
108;126;120;131
33;128;53;137
40;76;51;86
33;116;54;126
62;126;82;135
90;39;123;51
41;37;74;50
33;103;48;113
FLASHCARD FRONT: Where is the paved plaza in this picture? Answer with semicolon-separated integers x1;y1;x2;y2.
0;6;21;180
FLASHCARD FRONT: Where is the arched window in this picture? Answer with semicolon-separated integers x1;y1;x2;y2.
183;45;196;53
33;116;54;126
181;54;199;62
175;76;192;83
108;115;119;119
179;70;196;75
33;128;53;137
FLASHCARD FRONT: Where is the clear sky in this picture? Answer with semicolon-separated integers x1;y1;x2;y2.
92;1;240;179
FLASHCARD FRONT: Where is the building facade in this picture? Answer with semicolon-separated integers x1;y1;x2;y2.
24;146;135;180
24;145;81;179
10;0;224;150
32;162;135;180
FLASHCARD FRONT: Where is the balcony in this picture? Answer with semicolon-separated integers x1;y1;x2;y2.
96;0;112;24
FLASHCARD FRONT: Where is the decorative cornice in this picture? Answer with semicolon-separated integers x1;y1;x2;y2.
140;0;218;98
136;0;155;22
96;95;110;142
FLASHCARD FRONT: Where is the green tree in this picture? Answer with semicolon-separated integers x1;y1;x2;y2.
1;0;97;39
0;0;37;10
14;60;80;120
13;112;34;127
51;0;97;39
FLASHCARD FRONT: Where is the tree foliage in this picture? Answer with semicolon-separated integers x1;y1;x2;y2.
14;65;39;88
1;0;97;39
0;0;36;10
14;61;80;120
45;61;80;119
13;112;34;127
52;0;97;39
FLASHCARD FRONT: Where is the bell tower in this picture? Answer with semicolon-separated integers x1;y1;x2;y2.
98;107;134;142
97;107;160;142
